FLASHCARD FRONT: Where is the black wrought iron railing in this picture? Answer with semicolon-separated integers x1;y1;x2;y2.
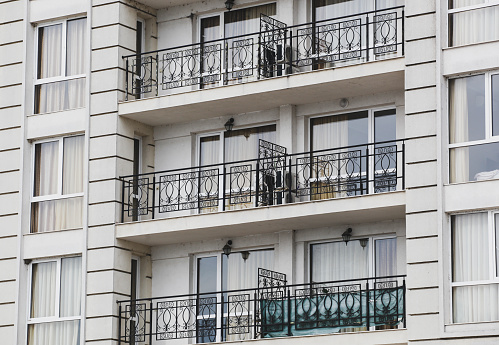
120;139;405;223
123;7;404;100
117;271;406;344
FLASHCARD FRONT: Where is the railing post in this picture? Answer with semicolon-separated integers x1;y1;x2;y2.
366;147;370;195
255;160;260;207
152;175;156;220
287;288;292;336
403;278;407;328
125;59;129;101
149;301;153;345
402;10;405;56
287;158;292;203
222;166;226;211
118;304;122;345
156;52;159;97
366;14;370;61
253;292;258;339
257;34;261;80
224;40;229;85
402;142;405;190
366;281;370;329
287;29;293;75
121;179;125;223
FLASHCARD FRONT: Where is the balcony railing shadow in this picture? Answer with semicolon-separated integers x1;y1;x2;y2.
117;269;406;344
120;139;405;223
123;6;404;101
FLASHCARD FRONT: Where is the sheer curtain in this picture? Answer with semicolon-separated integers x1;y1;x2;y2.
375;238;397;277
311;240;369;282
314;0;370;21
450;2;499;46
29;258;81;345
36;18;86;114
224;3;276;37
224;125;276;162
33;136;84;233
452;213;499;323
227;249;274;291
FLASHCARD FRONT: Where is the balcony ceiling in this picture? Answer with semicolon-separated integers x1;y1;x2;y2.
136;0;199;10
116;191;405;246
119;58;405;127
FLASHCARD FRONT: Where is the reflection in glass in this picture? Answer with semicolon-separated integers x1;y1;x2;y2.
450;141;499;182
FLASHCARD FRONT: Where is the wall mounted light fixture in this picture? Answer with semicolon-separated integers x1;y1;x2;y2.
224;118;234;132
342;228;352;245
223;240;233;256
225;0;235;11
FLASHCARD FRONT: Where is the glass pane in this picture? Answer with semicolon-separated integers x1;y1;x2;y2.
375;238;397;277
34;141;59;196
449;0;485;9
200;136;220;166
374;109;396;143
226;249;274;290
493;75;499;136
66;18;86;76
452;213;489;282
311;111;368;150
37;24;62;79
449;75;485;144
311;240;369;282
224;124;276;161
63;136;84;194
28;320;80;345
198;256;218;294
60;257;82;317
31;261;57;318
450;141;499;183
449;6;499;46
35;78;86;114
201;16;220;43
224;3;276;37
31;196;83;233
313;0;371;21
376;0;404;9
453;284;499;323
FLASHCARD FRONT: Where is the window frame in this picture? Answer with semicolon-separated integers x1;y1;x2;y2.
26;257;82;334
34;17;87;113
30;135;85;232
449;210;499;324
447;0;499;47
447;71;499;183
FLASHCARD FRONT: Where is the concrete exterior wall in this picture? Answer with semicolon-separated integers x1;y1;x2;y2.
3;0;499;344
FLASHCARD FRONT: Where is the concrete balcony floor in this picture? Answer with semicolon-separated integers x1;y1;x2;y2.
118;58;405;126
116;190;405;246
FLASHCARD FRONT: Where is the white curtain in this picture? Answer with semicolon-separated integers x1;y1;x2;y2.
38;24;62;79
311;240;369;282
66;18;86;76
29;258;81;345
60;257;82;317
449;77;470;183
34;141;59;196
31;261;57;318
63;136;84;194
452;213;499;323
226;249;274;291
375;238;397;277
33;136;84;233
200;136;220;166
36;18;86;114
224;3;276;38
225;125;276;162
376;0;404;9
451;3;499;46
314;0;370;21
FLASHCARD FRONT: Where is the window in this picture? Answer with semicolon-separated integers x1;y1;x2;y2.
451;212;499;323
449;72;499;183
312;0;403;21
28;257;82;345
196;249;274;342
35;18;86;114
309;109;398;197
448;0;499;46
31;135;84;233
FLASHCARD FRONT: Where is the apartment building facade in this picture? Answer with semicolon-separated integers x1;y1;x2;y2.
0;0;498;344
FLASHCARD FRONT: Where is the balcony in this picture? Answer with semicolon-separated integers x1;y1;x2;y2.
117;140;405;244
117;270;406;344
120;7;405;126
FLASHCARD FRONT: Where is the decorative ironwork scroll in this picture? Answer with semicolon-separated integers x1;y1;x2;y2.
125;177;149;218
374;144;397;193
124;303;147;343
259;14;287;78
374;12;398;55
258;139;287;206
